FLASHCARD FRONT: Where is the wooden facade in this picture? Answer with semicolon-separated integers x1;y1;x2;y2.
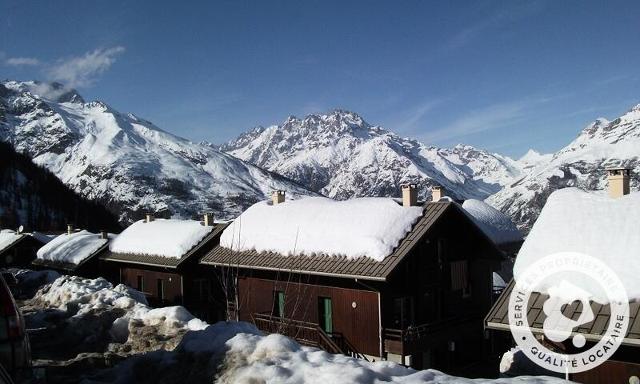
202;201;505;371
120;267;183;307
0;235;45;268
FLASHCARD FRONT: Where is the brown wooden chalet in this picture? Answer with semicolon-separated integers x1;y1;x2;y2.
100;214;225;321
0;230;49;268
31;226;112;276
200;186;508;372
485;169;640;383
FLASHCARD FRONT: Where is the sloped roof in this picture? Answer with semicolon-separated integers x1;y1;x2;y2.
485;280;640;346
201;202;463;281
101;224;225;268
32;241;110;272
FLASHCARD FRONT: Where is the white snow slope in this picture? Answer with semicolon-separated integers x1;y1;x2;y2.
222;110;525;202
0;80;315;223
109;218;213;258
220;197;422;261
36;230;111;265
488;106;640;232
514;188;640;301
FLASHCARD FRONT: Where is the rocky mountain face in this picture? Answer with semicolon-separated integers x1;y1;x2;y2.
487;106;640;232
0;81;314;224
222;110;524;202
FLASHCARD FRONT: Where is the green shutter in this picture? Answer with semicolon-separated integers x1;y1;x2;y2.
321;297;332;334
278;291;285;318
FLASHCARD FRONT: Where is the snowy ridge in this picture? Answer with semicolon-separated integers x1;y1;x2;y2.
220;197;423;261
0;80;315;223
514;188;640;301
36;230;111;265
109;218;213;258
222;110;524;202
488;105;640;232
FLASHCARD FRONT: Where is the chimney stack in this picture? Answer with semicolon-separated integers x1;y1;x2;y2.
146;213;154;223
272;190;286;205
431;185;444;202
401;184;418;207
67;224;73;235
607;168;631;198
100;230;109;239
203;213;214;226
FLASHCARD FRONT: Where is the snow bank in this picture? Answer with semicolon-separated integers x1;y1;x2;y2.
213;324;567;384
109;219;213;258
462;199;522;245
220;197;423;261
36;230;110;265
0;229;22;252
514;188;640;300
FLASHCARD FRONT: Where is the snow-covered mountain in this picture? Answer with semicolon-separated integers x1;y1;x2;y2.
0;81;314;223
488;106;640;232
222;110;523;201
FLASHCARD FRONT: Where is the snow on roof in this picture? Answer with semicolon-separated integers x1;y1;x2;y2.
109;219;214;258
0;229;23;253
37;230;111;265
461;199;523;245
514;188;640;301
220;197;423;261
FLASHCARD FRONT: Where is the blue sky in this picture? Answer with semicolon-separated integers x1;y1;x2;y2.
1;0;639;157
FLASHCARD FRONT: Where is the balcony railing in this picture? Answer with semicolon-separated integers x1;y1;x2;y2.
252;313;369;361
383;315;479;355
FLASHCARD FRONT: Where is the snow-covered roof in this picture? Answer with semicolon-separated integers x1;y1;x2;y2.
109;219;214;259
461;199;523;245
37;230;111;265
514;188;640;300
220;197;423;261
0;229;23;253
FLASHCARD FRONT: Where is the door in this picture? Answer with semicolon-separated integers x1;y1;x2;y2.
318;297;333;334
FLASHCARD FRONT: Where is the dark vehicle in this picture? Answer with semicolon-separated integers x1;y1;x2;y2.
0;273;30;381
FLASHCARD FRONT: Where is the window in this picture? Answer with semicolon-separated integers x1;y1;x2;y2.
157;279;165;301
450;260;471;297
393;296;415;328
136;275;144;292
273;291;285;318
318;297;333;334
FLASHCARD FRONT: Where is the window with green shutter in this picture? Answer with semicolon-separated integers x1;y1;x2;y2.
273;291;285;318
318;297;333;334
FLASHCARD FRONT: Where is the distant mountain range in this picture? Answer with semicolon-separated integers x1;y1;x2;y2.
1;80;638;232
0;81;313;224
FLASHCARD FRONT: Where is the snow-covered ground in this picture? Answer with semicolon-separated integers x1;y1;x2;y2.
109;218;213;258
220;197;422;261
36;230;112;265
7;270;571;383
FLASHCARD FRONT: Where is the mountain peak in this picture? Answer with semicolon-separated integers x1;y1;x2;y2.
2;80;85;104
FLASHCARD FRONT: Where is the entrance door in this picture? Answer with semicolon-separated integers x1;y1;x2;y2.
318;297;333;334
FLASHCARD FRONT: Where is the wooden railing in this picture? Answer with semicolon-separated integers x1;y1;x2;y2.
252;313;368;361
383;315;479;354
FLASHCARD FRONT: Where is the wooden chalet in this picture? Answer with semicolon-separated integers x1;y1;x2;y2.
200;186;509;372
100;214;226;321
31;226;112;276
0;229;49;268
485;168;640;383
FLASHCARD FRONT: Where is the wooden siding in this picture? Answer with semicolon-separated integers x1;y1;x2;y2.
121;267;183;306
237;276;380;357
571;359;640;384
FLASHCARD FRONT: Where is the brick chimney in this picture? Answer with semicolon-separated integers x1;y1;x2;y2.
272;190;285;205
146;213;154;223
203;213;214;226
607;168;631;198
67;224;73;235
431;185;445;202
401;184;418;207
100;230;109;239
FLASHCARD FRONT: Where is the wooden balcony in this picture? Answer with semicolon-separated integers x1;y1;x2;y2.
383;315;479;355
252;313;369;361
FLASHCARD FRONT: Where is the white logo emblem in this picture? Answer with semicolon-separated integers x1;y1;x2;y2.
508;252;630;374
